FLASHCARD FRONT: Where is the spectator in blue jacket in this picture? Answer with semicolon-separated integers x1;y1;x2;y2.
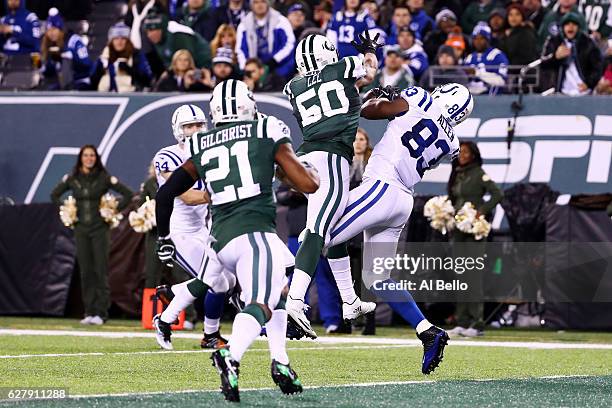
39;8;92;90
463;23;509;95
386;4;411;45
91;22;153;92
0;0;41;55
327;0;376;57
236;0;295;79
408;0;435;41
397;27;429;81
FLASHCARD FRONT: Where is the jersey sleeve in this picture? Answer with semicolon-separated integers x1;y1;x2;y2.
400;86;435;114
153;149;183;176
341;56;366;80
264;116;292;154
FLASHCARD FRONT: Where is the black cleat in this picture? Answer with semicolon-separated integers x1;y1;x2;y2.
201;330;229;349
155;285;174;306
285;317;307;340
152;314;173;350
271;359;303;395
417;326;449;374
211;347;240;402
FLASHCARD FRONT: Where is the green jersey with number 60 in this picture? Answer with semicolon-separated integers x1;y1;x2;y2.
189;116;291;250
284;56;365;162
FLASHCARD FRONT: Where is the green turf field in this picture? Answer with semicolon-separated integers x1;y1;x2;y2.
1;317;611;407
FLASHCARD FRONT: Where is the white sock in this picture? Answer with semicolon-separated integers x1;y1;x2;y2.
288;269;312;302
416;319;433;334
228;313;262;362
266;310;289;365
204;317;220;335
160;282;196;324
328;256;357;304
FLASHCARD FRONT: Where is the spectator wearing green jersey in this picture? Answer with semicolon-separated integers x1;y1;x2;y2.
577;0;612;44
143;9;212;74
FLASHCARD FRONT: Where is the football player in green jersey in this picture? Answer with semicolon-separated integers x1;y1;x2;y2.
155;79;319;402
282;32;381;338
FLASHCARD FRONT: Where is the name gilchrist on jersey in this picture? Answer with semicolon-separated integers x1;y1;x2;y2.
197;123;254;149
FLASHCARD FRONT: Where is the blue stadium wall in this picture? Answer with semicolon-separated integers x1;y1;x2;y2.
0;92;610;204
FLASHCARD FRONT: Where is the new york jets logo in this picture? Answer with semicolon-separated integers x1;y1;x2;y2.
323;42;336;52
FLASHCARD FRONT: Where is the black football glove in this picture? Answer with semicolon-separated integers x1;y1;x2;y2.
351;30;382;55
380;85;401;100
156;236;175;267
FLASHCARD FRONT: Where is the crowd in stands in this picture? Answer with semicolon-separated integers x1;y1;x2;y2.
1;0;611;95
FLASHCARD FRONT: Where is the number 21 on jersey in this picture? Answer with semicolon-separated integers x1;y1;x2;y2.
199;140;261;205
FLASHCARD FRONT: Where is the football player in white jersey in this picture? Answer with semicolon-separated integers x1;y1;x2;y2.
315;83;472;374
152;104;232;350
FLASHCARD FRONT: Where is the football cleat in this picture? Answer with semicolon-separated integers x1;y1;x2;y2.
155;285;174;306
271;360;303;395
285;318;306;340
152;314;173;350
286;297;317;339
417;326;449;374
211;347;240;402
342;297;377;322
201;331;229;349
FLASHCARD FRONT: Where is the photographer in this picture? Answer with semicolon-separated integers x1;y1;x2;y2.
242;57;283;92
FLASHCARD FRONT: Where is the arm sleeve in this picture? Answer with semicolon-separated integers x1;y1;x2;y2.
155;166;197;237
235;23;248;69
109;176;134;211
134;51;153;88
272;18;295;63
400;86;431;113
266;117;292;154
342;56;366;79
50;175;70;206
89;59;104;89
478;172;503;215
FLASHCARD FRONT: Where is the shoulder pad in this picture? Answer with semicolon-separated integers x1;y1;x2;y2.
400;86;434;113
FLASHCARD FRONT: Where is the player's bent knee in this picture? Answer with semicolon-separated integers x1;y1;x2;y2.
242;303;271;325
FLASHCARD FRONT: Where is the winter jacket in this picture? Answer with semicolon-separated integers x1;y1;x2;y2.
541;32;604;92
91;46;153;92
499;25;539;66
0;7;40;54
176;3;219;42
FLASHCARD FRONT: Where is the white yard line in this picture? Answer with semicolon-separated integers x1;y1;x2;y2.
1;328;612;350
59;375;597;400
0;344;418;359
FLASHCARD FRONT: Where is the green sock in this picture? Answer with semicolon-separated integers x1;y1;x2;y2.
294;230;324;278
186;279;210;298
242;303;269;325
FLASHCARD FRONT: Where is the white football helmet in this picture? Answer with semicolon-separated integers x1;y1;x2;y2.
431;83;474;126
209;79;257;126
171;104;207;143
295;34;339;76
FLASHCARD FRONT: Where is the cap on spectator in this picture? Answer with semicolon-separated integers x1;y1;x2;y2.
213;47;234;65
437;44;458;63
444;33;465;52
488;8;506;21
108;22;131;41
435;9;457;24
398;26;415;36
47;7;64;30
288;3;305;15
560;11;583;27
471;23;492;41
144;11;166;30
505;3;526;20
384;45;401;57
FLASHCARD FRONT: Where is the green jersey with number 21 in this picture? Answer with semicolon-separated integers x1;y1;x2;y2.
189;116;292;250
284;56;365;162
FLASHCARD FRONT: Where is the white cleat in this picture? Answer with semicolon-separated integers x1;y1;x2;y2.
89;316;104;326
79;316;93;325
286;297;317;339
153;314;173;350
342;297;376;321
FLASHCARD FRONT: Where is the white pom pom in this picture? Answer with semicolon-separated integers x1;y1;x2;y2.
48;7;59;16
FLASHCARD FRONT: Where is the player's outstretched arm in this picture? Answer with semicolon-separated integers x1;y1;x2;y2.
352;31;381;88
160;170;209;205
274;143;320;194
361;97;409;120
155;159;199;237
